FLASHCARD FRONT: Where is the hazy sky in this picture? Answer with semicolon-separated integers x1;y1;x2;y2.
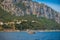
32;0;60;12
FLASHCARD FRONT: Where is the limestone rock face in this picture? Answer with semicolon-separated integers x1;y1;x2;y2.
1;0;60;23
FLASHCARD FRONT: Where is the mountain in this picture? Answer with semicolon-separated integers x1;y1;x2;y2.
0;0;60;30
0;0;60;24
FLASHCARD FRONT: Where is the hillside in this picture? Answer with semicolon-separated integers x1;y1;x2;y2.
1;0;60;23
0;6;60;30
0;0;60;31
0;6;12;22
14;15;60;30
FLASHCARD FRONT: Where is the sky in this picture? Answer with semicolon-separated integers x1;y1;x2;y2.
32;0;60;13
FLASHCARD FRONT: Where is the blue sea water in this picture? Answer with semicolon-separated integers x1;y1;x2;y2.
0;31;60;40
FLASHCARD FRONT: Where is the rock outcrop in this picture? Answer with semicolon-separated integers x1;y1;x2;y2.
0;0;60;23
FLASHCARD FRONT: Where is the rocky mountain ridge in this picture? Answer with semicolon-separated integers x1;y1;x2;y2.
0;0;60;23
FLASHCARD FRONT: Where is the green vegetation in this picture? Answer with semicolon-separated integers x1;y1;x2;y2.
2;24;12;29
0;6;13;22
14;15;60;30
15;2;27;11
0;0;4;4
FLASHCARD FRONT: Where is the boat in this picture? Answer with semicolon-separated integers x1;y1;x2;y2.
26;29;35;34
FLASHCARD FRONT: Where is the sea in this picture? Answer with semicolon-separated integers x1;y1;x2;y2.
0;31;60;40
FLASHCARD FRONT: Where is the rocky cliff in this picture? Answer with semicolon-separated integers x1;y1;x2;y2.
0;0;60;23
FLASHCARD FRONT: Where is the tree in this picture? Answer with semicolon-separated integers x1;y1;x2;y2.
2;24;12;29
0;0;4;3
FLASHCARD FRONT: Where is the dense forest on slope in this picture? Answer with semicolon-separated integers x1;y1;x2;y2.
1;12;60;30
0;6;13;22
14;15;60;30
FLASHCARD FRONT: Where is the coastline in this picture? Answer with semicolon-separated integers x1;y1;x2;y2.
0;30;60;32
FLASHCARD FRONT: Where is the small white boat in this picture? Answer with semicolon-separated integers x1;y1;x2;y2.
26;29;35;34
